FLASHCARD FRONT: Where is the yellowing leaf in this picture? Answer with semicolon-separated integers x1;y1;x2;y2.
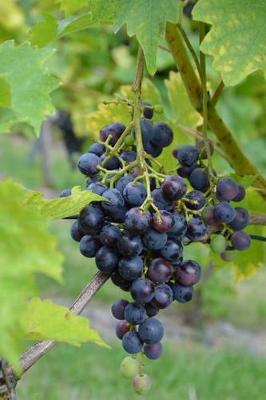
193;0;266;86
25;186;103;219
120;79;163;107
24;298;110;349
0;179;63;370
0;1;25;30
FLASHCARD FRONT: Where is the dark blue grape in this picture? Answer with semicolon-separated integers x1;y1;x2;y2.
175;260;201;286
138;318;164;344
101;155;121;170
79;205;104;233
151;211;174;233
88;143;105;157
170;283;193;303
144;140;163;157
121;150;137;163
118;256;143;280
186;217;207;241
213;202;236;223
145;302;159;317
231;231;251;250
59;189;71;197
122;331;143;354
116;320;130;340
95;246;119;273
124;302;146;324
148;258;173;284
111;299;129;320
189;167;210;192
143;229;168;250
99;224;122;247
115;175;134;193
202;205;220;227
87;182;107;195
117;235;143;258
111;271;131;291
99;123;125;146
161;176;187;201
177;163;197;178
143;342;162;360
124;208;151;234
169;212;187;236
80;235;101;257
130;278;154;304
70;220;84;242
123;182;147;207
152;122;173;147
151;188;173;211
216;178;239;201
228;207;249;231
143;102;154;119
102;188;125;214
160;240;183;262
185;190;206;210
152;284;173;309
175;145;199;167
78;153;100;177
233;184;246;202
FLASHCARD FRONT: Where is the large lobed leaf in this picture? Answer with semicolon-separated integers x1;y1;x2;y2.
193;0;266;86
0;41;59;134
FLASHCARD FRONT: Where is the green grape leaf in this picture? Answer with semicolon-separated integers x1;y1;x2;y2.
114;0;178;75
56;0;89;16
0;179;63;370
30;14;58;47
0;75;11;107
0;41;59;134
193;0;266;86
24;298;110;349
25;186;103;219
86;102;131;139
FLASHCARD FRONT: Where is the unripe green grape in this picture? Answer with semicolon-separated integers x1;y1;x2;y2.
221;251;236;262
132;374;152;395
125;135;135;146
120;356;139;378
210;234;227;253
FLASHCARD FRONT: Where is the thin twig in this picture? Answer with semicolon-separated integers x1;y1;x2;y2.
249;213;266;225
158;44;171;53
19;271;109;377
210;81;225;107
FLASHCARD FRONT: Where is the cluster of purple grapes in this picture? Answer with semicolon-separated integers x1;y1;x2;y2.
65;102;250;394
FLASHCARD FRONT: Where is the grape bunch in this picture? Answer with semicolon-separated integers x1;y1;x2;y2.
64;101;250;394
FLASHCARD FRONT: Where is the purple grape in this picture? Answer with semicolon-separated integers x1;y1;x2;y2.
117;235;143;258
130;278;154;304
123;182;147;207
145;302;159;317
169;213;187;236
124;208;151;234
80;235;101;257
122;331;143;354
231;231;251;250
143;342;162;360
170;283;193;303
228;207;249;231
116;320;130;339
177;163;197;178
79;205;104;233
102;188;125;214
118;256;143;281
216;178;239;201
124;302;146;324
213;202;236;224
115;175;134;193
95;246;119;273
189;167;209;192
102;155;121;170
175;145;199;166
186;217;207;241
202;205;220;226
152;122;173;148
88;142;105;156
111;299;129;320
111;271;131;291
175;260;201;286
143;102;154;119
78;153;100;177
233;184;246;202
185;190;206;210
160;240;183;262
99;123;125;146
99;224;122;247
143;229;168;250
138;318;164;344
151;211;174;233
151;188;174;211
121;150;137;163
70;221;84;242
152;284;173;309
161;176;187;201
148;258;174;283
87;182;107;195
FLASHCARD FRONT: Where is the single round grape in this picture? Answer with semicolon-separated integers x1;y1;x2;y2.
216;178;239;201
115;175;134;193
121;150;137;163
123;182;147;207
143;229;168;250
88;142;105;157
177;163;197;178
189;167;209;192
59;188;71;197
120;356;139;378
117;235;143;258
78;153;100;177
220;251;236;262
233;184;246;202
228;207;249;231
138;318;164;344
151;188;174;211
160;240;183;262
111;299;129;320
170;283;193;303
99;122;125;146
133;374;152;395
202;205;220;226
80;235;101;258
130;278;154;304
162;176;187;201
231;231;251;250
87;182;107;195
151;211;174;233
152;122;173;147
144;140;163;158
175;260;201;286
95;246;119;273
185;190;206;210
118;256;143;281
210;234;227;253
102;188;125;214
124;302;146;324
124;208;151;234
101;155;122;170
143;342;162;360
79;205;104;233
122;331;143;354
145;302;159;317
169;213;187;236
116;320;130;340
152;284;173;309
111;271;131;291
143;101;154;119
148;258;174;284
175;145;199;167
99;224;122;247
213;202;236;224
186;217;207;241
70;220;84;242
